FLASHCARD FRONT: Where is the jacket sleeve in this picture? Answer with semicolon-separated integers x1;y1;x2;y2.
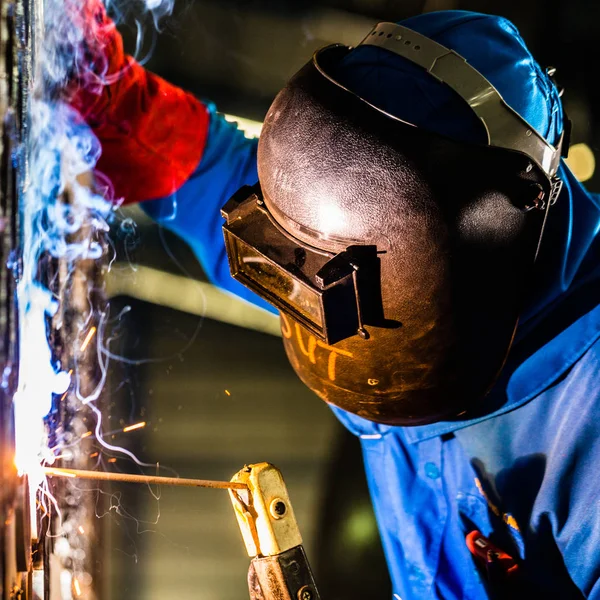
141;106;277;313
69;2;275;311
70;0;210;205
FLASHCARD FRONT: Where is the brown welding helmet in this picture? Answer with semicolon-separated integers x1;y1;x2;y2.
222;23;567;425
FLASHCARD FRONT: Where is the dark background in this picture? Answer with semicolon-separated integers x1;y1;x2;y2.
96;1;599;598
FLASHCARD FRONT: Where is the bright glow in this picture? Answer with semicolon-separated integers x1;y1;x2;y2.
12;0;190;592
122;421;146;433
318;202;345;238
223;114;263;139
105;264;281;336
14;284;71;477
13;2;177;591
15;0;175;482
565;143;596;182
79;326;97;352
14;97;110;483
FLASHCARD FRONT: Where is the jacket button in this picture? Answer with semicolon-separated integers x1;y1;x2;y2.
424;462;440;479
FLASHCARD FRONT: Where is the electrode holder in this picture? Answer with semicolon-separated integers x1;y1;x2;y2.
230;463;321;600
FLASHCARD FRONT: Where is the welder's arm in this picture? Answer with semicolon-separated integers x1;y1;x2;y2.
141;111;276;311
71;2;274;311
69;2;209;206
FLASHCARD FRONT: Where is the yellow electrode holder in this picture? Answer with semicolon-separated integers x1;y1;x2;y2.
229;462;302;558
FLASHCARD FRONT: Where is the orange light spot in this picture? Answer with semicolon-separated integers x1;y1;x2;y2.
224;390;231;396
80;326;97;352
108;458;117;463
503;514;520;532
73;578;82;596
89;452;99;459
81;431;92;439
78;526;85;534
122;422;146;433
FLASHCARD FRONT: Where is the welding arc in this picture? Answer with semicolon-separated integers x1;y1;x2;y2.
42;467;248;490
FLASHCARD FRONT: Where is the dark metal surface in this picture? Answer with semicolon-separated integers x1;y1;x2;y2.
44;177;108;600
248;545;321;600
2;0;108;595
1;0;30;595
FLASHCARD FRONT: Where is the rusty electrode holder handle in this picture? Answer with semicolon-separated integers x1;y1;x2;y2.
230;463;321;600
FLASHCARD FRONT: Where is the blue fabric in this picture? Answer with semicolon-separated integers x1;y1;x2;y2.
330;11;600;598
141;11;600;599
142;104;276;314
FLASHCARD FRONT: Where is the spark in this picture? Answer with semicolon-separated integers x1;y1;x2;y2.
122;421;146;433
108;458;117;463
80;326;97;352
225;389;231;396
78;526;85;534
12;0;179;591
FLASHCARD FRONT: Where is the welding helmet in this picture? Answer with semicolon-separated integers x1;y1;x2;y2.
221;16;569;425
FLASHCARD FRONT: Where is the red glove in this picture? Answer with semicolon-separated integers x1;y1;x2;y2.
69;0;209;204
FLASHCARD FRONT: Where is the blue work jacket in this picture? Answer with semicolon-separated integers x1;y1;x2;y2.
141;108;600;599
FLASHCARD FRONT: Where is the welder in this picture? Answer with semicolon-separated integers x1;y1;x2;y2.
72;4;600;599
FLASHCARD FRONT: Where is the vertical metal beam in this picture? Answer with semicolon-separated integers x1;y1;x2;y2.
1;0;30;595
3;0;108;595
46;173;107;600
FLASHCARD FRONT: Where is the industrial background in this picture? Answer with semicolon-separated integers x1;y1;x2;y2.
71;0;599;598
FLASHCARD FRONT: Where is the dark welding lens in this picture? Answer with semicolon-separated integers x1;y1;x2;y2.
228;236;324;328
222;185;367;343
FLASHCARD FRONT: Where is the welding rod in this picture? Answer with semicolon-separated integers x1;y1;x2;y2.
42;467;248;491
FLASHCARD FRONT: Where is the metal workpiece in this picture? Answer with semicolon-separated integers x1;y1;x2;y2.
7;475;43;600
1;475;35;600
2;0;108;594
230;463;321;600
1;0;34;595
45;172;108;600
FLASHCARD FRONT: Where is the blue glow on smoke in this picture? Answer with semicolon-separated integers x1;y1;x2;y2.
14;0;173;481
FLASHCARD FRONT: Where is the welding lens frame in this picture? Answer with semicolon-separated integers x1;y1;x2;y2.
222;184;374;344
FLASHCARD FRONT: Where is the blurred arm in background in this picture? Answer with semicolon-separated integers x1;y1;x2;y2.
70;0;272;310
